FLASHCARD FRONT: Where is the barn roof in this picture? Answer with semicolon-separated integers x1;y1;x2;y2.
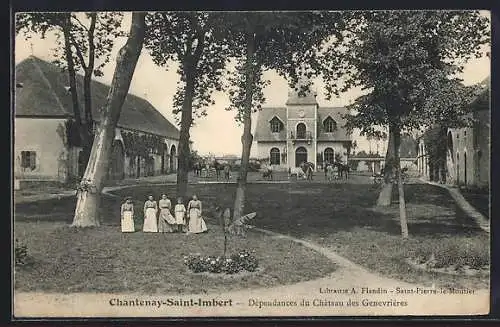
15;56;180;140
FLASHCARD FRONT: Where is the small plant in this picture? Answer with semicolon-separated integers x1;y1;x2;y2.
231;249;259;272
216;207;257;256
184;249;259;275
15;238;28;266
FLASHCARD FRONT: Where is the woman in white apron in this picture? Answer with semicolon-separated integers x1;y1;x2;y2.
120;197;135;232
187;195;207;234
158;194;175;233
143;195;158;232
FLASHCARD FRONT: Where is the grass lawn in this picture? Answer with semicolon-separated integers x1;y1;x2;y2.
460;188;490;219
15;180;489;291
14;222;335;294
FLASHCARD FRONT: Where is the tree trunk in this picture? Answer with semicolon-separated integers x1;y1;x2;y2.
397;163;409;239
80;69;94;170
136;156;141;178
72;12;146;227
376;125;396;206
176;64;196;200
393;128;408;238
80;13;97;170
61;15;83;138
232;30;256;235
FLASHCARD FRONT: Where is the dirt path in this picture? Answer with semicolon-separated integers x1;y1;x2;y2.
419;179;489;233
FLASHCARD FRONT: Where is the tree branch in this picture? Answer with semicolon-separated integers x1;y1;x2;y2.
72;15;89;32
193;30;205;61
69;33;88;70
87;12;97;74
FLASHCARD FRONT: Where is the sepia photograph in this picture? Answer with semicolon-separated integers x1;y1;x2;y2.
12;10;491;318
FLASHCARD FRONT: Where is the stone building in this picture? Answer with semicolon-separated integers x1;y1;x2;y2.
416;77;490;188
254;86;352;171
14;56;180;189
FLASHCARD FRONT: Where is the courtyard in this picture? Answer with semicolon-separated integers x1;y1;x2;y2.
14;173;489;295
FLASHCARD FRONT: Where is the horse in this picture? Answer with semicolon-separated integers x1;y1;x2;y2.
212;160;223;179
261;165;273;180
193;161;203;176
288;167;306;179
332;162;349;180
300;162;314;181
223;164;231;182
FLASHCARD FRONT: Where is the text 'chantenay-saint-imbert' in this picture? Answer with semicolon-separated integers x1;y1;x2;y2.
109;298;233;308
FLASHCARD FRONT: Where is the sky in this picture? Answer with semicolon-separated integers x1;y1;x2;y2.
14;11;491;157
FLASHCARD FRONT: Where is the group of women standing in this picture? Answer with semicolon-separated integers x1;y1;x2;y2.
120;194;207;234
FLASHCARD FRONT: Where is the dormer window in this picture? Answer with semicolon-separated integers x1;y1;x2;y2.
270;116;283;133
323;116;337;133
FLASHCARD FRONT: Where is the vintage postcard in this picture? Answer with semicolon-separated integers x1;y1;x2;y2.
12;10;491;318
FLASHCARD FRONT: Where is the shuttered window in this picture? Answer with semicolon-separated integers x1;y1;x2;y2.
21;151;37;170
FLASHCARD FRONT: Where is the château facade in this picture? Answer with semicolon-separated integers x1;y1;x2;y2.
254;88;352;171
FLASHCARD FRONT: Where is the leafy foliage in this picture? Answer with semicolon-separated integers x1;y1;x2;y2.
64;119;87;147
223;12;345;119
422;126;448;172
320;11;489;135
145;12;229;121
16;12;124;79
121;131;166;157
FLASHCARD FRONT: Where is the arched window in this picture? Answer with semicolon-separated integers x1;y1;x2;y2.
270;148;280;165
323;116;337;133
270;116;283;133
296;123;306;139
324;148;334;164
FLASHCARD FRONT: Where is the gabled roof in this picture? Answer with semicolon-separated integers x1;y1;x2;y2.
15;56;180;140
269;115;285;124
322;114;335;122
317;107;351;141
254;107;287;141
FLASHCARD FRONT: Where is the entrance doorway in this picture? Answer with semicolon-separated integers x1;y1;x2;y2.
295;147;307;167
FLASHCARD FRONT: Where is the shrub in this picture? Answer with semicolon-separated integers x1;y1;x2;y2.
15;238;28;266
409;238;489;271
184;249;259;274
